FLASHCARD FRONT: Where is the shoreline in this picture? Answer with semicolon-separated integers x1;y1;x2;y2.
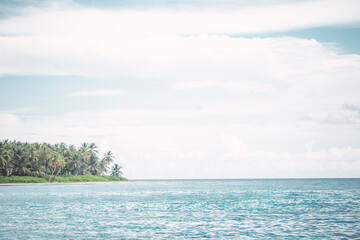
0;180;128;185
0;175;128;185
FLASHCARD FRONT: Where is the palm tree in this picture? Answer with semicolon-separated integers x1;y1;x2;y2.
79;143;90;163
48;153;66;182
61;144;78;175
12;148;32;176
0;148;10;176
28;146;44;177
0;140;124;178
70;154;82;175
89;143;98;156
110;163;123;177
38;145;54;174
87;156;101;175
103;151;114;164
100;151;115;174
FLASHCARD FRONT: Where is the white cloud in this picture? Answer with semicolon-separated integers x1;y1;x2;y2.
0;33;359;178
322;104;360;124
3;115;360;178
0;0;359;80
0;113;20;125
0;0;359;36
322;112;355;124
0;0;359;178
175;81;217;89
0;35;359;94
68;90;127;97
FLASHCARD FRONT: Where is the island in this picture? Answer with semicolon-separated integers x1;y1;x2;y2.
0;140;127;183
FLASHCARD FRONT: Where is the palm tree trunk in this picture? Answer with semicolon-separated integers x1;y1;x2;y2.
53;168;61;182
49;167;56;182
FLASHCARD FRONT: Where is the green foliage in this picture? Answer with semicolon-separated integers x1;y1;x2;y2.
110;163;123;177
0;140;125;182
106;176;127;181
0;176;47;183
0;175;127;184
54;175;127;182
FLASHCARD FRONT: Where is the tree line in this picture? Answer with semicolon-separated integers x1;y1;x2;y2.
0;140;123;181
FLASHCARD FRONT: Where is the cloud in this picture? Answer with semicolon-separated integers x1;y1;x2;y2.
0;0;359;178
0;0;359;79
0;0;359;36
82;128;360;178
57;134;70;138
1;35;359;86
68;90;127;97
175;81;217;89
0;113;20;125
297;116;313;122
1;109;360;178
322;112;354;124
322;104;360;124
343;104;360;113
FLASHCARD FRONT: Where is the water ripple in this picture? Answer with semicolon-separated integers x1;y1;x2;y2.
0;179;359;239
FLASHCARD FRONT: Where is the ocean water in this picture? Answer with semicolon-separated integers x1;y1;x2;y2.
0;179;359;239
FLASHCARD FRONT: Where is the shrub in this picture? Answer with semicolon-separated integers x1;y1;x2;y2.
0;175;127;183
0;176;47;183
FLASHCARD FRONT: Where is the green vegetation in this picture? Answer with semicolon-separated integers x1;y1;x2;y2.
48;175;127;183
0;175;127;184
0;140;127;183
110;163;123;177
0;176;47;183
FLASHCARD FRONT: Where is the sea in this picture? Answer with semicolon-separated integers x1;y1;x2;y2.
0;179;359;239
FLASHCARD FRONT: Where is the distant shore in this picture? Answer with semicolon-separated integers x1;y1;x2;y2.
0;175;128;184
0;181;128;185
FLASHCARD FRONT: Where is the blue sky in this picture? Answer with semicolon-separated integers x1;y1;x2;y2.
0;0;359;179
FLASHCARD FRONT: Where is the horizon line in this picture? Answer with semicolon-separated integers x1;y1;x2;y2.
130;177;360;181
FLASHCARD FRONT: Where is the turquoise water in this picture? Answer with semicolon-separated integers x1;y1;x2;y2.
0;179;359;239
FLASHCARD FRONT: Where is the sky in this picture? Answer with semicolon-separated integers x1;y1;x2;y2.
0;0;359;179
